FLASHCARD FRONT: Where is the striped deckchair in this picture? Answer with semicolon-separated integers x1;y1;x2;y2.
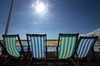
26;34;47;66
2;34;27;66
55;33;79;66
74;36;99;66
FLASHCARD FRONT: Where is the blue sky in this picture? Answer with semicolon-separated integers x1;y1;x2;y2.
0;0;100;40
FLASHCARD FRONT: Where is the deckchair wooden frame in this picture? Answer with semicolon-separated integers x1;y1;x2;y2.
0;41;7;60
2;34;28;66
26;34;48;66
55;33;79;66
0;41;9;66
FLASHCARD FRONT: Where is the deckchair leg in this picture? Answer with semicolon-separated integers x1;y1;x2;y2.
16;55;25;66
70;57;78;66
3;56;13;64
91;47;99;66
93;51;99;66
55;55;57;66
74;50;80;66
46;57;47;66
86;58;95;66
1;50;5;57
15;57;25;66
25;56;28;66
27;57;33;66
76;58;80;66
95;58;99;66
57;58;59;66
55;57;59;66
55;56;57;66
56;55;59;66
0;50;6;62
0;48;9;63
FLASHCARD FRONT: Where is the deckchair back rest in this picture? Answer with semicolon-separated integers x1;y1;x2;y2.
75;36;98;58
58;33;79;59
2;34;24;57
27;34;47;58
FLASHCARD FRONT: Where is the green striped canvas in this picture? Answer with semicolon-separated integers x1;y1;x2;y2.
3;36;20;57
58;35;77;59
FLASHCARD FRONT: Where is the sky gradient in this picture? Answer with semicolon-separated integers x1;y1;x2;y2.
0;0;100;40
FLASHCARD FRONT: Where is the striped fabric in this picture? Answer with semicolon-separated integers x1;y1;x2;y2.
3;36;20;57
74;38;95;58
58;35;77;59
30;36;46;58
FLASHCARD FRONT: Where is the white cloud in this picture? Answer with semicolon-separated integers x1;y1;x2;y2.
80;28;100;38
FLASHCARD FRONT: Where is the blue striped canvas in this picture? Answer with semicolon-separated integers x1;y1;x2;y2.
74;38;94;58
30;36;46;58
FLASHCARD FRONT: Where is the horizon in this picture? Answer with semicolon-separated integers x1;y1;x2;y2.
0;0;100;40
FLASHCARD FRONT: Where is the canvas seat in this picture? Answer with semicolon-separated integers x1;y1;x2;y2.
74;36;99;66
55;33;79;66
2;34;28;66
26;34;47;66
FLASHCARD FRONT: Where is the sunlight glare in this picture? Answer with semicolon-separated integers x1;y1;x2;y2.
36;2;46;13
31;0;49;16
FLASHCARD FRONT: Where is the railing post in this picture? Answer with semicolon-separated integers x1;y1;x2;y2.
4;0;14;35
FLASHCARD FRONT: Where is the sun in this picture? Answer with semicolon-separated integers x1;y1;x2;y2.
35;2;46;13
31;0;49;16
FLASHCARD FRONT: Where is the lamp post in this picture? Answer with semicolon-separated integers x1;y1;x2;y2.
4;0;14;35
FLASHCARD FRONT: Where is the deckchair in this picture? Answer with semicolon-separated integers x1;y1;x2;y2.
26;34;47;66
55;33;79;66
74;36;99;66
2;34;27;66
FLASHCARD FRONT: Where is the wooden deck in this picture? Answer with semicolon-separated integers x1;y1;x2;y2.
0;52;100;66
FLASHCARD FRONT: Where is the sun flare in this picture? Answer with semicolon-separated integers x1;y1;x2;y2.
31;0;49;16
36;2;46;13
